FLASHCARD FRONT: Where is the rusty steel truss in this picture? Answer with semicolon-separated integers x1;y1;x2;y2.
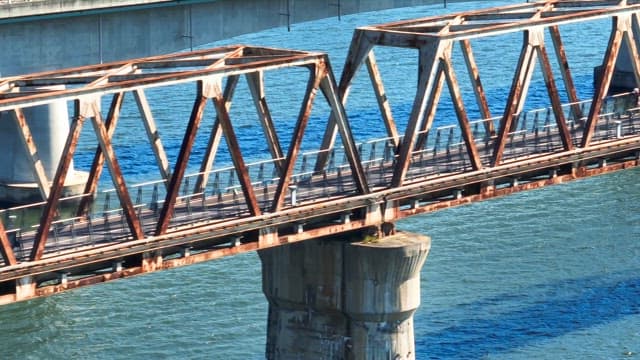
1;0;640;303
319;0;640;185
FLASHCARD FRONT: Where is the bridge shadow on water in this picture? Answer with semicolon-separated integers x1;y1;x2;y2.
416;271;640;358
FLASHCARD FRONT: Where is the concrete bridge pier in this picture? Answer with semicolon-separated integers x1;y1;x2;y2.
259;231;431;359
0;93;87;204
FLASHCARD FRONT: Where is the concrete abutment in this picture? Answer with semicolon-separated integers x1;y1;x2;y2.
259;231;431;359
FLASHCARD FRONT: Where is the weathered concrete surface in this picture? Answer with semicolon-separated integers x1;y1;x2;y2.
259;232;431;360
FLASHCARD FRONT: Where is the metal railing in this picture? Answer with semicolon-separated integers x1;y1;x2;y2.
1;92;638;260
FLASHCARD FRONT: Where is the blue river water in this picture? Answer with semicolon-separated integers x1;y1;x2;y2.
1;1;640;359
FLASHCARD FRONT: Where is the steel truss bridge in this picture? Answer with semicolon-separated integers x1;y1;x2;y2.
1;0;640;303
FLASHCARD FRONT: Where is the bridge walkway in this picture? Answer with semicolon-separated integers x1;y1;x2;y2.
2;94;639;266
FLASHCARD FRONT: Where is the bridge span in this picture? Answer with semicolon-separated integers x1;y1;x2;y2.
2;0;640;358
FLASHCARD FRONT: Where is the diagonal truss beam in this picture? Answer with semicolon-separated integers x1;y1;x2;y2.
211;80;262;216
134;89;172;184
582;16;624;147
391;41;444;187
366;51;400;148
194;75;239;195
549;25;583;120
0;219;17;266
442;56;483;170
492;32;537;166
271;64;323;211
31;102;86;261
89;101;144;240
155;82;210;236
11;109;50;200
77;92;125;217
460;39;494;135
246;71;286;175
319;60;370;195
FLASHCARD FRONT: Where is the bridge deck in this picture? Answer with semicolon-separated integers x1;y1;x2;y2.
2;98;639;279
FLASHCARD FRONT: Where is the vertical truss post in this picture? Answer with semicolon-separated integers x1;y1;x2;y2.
31;101;86;261
211;80;262;216
460;39;494;135
391;41;443;187
549;26;582;120
271;64;323;211
194;75;239;195
155;81;210;236
582;16;623;148
134;89;172;184
246;71;286;175
492;31;537;166
89;101;144;240
319;58;370;195
77;92;124;217
0;218;17;266
11;108;50;200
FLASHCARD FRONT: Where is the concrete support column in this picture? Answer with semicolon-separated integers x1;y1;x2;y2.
343;234;430;360
0;87;87;204
259;232;431;360
259;239;347;359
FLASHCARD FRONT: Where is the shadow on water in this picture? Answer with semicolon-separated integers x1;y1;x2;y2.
417;271;640;358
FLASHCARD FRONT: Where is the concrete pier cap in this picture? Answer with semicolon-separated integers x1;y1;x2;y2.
259;231;431;360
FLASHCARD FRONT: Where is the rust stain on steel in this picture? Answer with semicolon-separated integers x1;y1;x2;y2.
365;51;400;148
492;37;536;166
391;41;443;187
212;80;262;216
272;64;323;212
77;92;124;217
414;62;445;151
31;104;86;261
89;101;144;240
0;219;17;266
246;71;286;175
549;25;582;120
134;89;172;184
442;58;483;170
195;75;239;195
11;109;50;200
582;17;622;147
460;39;494;135
318;60;370;195
537;40;574;151
315;29;374;173
155;83;210;236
